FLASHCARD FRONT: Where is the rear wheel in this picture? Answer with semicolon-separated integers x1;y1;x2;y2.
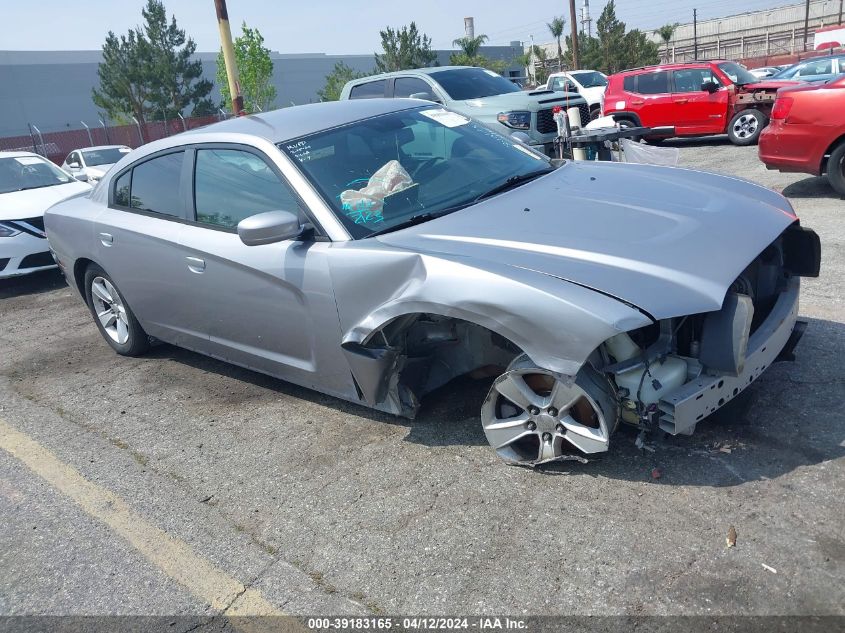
826;142;845;196
728;109;767;146
84;264;149;356
615;117;641;142
480;354;619;466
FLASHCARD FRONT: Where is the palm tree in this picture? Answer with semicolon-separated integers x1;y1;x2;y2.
452;34;489;59
657;23;678;61
547;16;566;68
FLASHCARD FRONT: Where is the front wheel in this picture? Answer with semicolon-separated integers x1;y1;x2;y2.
84;264;150;356
728;109;767;146
480;355;619;466
826;142;845;196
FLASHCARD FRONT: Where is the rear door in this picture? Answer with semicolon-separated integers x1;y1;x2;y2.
348;79;388;99
392;75;443;103
96;150;205;348
671;67;729;134
628;71;674;127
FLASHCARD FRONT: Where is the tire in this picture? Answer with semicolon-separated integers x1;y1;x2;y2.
728;109;767;146
83;263;149;356
826;142;845;197
615;117;641;142
589;105;601;121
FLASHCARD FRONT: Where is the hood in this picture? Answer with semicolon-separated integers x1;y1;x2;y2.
462;90;584;110
740;79;799;91
378;161;796;320
0;180;91;221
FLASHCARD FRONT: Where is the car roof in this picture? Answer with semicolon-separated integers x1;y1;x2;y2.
617;60;731;74
0;151;47;159
72;145;129;152
346;65;485;83
179;99;425;144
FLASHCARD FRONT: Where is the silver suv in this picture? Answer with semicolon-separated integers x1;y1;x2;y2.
340;66;588;156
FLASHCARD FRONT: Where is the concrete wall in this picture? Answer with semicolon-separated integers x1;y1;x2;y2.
0;46;523;137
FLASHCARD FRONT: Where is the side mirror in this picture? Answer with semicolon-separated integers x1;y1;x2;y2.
68;161;81;169
237;210;303;246
74;172;89;182
409;91;441;104
701;81;719;93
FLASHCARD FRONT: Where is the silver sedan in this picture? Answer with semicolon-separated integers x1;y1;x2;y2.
45;99;820;466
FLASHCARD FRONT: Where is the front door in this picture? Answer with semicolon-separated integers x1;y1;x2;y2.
671;67;730;134
176;145;351;393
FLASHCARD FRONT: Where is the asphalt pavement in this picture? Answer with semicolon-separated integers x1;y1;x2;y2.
0;139;843;623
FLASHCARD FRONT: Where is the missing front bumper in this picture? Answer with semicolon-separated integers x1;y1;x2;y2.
657;276;801;436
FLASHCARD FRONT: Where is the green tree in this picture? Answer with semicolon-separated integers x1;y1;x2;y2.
318;61;370;101
656;23;679;59
93;0;213;123
547;17;566;67
532;45;550;84
374;22;436;72
562;2;658;74
452;34;489;59
216;23;276;112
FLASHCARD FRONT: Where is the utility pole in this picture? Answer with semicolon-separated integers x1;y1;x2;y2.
803;0;811;51
214;0;245;116
568;0;580;69
693;9;698;60
839;0;843;25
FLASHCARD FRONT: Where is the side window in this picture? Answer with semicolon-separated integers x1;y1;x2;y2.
129;151;185;217
69;152;81;166
113;171;131;207
635;71;670;95
796;59;832;76
193;148;303;229
349;80;387;99
552;77;576;92
623;75;637;92
673;68;715;93
394;77;434;99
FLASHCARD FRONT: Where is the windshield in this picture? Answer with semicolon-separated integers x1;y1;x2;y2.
429;68;522;100
0;156;74;194
82;147;129;166
572;71;607;88
280;107;551;239
717;62;759;85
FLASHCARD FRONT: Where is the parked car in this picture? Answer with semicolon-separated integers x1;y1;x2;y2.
771;54;845;83
759;75;845;196
545;70;608;120
61;145;131;184
45;99;819;466
340;66;588;156
0;151;90;279
603;60;798;145
750;66;784;79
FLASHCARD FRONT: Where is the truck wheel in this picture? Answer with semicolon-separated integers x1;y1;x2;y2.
827;142;845;197
728;109;767;146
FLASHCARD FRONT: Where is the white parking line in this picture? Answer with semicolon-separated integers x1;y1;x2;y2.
0;417;285;617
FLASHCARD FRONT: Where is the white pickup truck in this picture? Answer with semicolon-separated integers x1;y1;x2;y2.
545;70;608;121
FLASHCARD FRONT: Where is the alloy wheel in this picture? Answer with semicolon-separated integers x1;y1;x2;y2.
732;113;759;139
90;276;130;345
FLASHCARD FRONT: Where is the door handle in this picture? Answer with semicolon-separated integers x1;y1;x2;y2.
186;256;205;274
98;232;113;246
674;99;688;104
632;100;644;105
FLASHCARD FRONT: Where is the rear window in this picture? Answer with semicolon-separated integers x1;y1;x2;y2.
349;80;387;99
127;151;184;217
623;76;637;92
635;71;670;95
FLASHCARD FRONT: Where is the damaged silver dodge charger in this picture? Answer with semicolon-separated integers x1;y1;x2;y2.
45;99;821;466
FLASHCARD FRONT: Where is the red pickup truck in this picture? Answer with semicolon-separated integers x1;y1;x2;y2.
758;76;845;196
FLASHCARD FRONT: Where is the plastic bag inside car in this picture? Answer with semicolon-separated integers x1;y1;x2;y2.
340;160;415;226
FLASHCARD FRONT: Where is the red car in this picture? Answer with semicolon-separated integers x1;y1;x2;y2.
759;76;845;196
603;60;796;145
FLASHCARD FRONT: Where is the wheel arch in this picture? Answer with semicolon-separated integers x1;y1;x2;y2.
71;257;97;300
820;132;845;174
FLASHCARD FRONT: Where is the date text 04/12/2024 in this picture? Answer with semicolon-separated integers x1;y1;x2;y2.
306;617;528;630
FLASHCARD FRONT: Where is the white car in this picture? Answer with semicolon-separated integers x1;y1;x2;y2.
61;145;131;184
545;70;608;120
750;66;785;79
1;152;91;278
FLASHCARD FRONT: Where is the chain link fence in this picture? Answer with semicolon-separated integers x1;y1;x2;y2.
0;114;224;165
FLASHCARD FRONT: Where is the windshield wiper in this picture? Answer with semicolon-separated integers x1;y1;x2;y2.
17;183;63;191
474;168;554;202
368;212;437;237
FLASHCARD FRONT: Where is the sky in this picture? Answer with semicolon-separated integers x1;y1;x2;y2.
0;0;812;53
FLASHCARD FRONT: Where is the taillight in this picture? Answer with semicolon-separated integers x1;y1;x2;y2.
771;97;793;120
